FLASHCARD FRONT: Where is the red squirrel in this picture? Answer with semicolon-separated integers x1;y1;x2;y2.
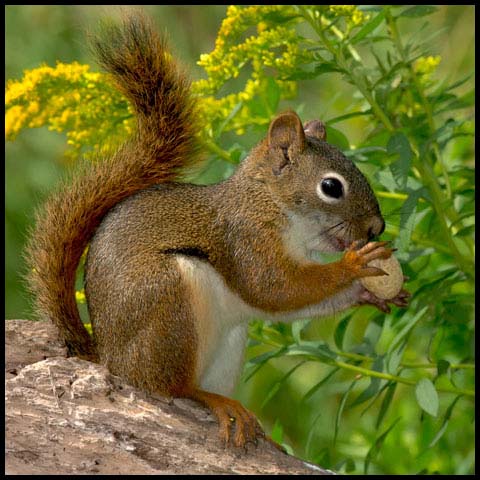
25;15;409;448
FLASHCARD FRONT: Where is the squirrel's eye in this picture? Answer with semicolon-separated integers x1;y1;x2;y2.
321;177;344;199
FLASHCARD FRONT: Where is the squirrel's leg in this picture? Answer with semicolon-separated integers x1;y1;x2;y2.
183;388;286;452
174;256;271;449
88;254;199;398
183;388;265;448
89;252;270;449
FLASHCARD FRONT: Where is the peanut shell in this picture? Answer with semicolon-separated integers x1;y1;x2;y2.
360;255;403;300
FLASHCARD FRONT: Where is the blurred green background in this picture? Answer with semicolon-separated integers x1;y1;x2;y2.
5;5;475;475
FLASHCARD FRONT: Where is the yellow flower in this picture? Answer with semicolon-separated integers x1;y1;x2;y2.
414;55;441;75
5;105;27;138
328;5;370;27
75;289;86;304
5;60;133;157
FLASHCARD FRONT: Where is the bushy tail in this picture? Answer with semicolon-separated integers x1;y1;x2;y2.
24;14;200;360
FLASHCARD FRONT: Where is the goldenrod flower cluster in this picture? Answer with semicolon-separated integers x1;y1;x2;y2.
411;55;442;94
414;55;441;77
325;5;370;29
5;61;134;158
192;5;314;135
5;5;368;156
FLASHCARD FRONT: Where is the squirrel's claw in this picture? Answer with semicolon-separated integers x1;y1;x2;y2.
357;287;410;312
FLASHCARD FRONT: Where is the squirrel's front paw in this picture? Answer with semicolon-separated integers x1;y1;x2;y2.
357;287;411;313
341;240;394;279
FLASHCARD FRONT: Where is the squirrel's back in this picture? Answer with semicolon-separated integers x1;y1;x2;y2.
24;14;201;359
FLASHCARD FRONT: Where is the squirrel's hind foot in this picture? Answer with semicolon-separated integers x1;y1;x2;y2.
186;388;266;449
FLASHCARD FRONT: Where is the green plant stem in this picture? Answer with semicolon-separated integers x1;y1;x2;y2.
415;159;474;278
298;7;396;133
330;348;474;370
376;191;408;201
202;138;237;164
313;12;395;133
332;359;474;397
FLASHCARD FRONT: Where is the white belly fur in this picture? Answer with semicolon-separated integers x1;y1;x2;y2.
176;255;361;397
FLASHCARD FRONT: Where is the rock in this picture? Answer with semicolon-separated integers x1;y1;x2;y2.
5;319;333;475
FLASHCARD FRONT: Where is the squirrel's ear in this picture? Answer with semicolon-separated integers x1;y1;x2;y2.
268;111;305;150
304;119;327;141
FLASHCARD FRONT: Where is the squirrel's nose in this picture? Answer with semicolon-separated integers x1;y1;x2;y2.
367;216;385;240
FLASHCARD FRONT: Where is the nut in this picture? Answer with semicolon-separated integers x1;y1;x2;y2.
360;255;403;300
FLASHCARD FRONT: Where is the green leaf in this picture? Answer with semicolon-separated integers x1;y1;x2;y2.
344;146;387;161
395;187;424;257
335;457;356;474
214;101;243;138
375;168;400;193
247;346;286;365
387;133;413;190
415;378;439;417
455;225;475;238
326;125;350;150
443;72;475;93
364;418;401;474
285;341;337;361
301;367;340;403
371;49;387;75
413;267;459;298
350;10;386;44
264;76;281;114
285;62;343;80
334;380;356;446
326;110;371;125
270;418;284;444
304;411;323;458
387;306;428;358
291;318;310;344
427;395;461;448
399;5;438;17
364;315;384;347
386;340;407;374
260;361;305;409
376;381;397;429
348;357;385;410
312;447;331;469
333;314;353;350
243;346;287;382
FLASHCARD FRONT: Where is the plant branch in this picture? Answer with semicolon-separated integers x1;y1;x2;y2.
249;330;474;398
298;6;395;133
385;8;452;199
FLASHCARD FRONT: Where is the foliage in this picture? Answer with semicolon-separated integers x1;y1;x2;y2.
5;5;474;475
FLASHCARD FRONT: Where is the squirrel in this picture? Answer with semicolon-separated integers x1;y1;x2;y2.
24;14;409;448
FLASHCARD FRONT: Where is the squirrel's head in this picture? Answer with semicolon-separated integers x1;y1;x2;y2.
252;110;385;253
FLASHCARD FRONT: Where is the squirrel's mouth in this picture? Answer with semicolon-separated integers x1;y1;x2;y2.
325;235;351;252
325;235;372;252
